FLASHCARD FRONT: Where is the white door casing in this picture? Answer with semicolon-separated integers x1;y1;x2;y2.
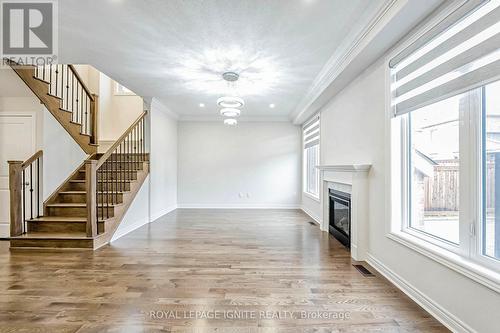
0;114;36;237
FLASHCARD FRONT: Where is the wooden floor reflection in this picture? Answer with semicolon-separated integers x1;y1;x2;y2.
0;209;448;332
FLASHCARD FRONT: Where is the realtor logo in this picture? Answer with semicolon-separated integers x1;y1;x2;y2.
1;1;58;65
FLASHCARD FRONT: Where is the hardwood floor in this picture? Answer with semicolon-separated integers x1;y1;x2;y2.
0;209;448;332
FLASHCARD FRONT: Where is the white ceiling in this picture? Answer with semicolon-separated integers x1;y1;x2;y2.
58;0;441;121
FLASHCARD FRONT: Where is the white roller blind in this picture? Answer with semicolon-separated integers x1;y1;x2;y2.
391;0;500;116
303;115;320;149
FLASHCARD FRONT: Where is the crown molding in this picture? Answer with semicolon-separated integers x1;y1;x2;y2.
317;164;372;173
151;98;179;120
178;114;292;123
291;0;402;124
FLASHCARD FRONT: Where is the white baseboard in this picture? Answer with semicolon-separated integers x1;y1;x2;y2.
177;203;301;209
150;205;177;222
366;253;475;333
110;217;149;242
0;224;9;238
300;206;322;225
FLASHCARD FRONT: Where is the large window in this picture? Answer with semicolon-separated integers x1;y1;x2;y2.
390;0;500;275
483;80;500;261
303;116;320;199
409;95;462;244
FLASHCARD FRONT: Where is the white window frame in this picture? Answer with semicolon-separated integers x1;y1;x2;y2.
303;116;320;201
114;82;136;96
386;1;500;292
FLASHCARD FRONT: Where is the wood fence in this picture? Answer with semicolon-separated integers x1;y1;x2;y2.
423;159;495;212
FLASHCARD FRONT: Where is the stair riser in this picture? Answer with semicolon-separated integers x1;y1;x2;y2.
27;221;104;233
46;206;86;217
10;238;94;249
46;206;115;218
57;193;123;204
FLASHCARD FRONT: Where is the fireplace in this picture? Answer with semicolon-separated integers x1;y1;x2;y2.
329;189;351;249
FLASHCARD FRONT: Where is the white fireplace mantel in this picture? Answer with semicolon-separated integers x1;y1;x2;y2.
317;164;372;173
317;164;372;261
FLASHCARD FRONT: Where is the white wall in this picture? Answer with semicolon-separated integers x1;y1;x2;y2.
313;57;500;332
98;73;143;144
42;107;87;199
150;99;178;220
178;121;301;208
111;175;150;241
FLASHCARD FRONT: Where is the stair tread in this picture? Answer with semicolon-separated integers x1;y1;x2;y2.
47;93;62;100
46;203;87;207
11;231;90;239
29;216;87;222
60;191;124;194
28;216;106;223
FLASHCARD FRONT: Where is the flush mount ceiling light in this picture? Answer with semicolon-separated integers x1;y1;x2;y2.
222;72;239;82
224;118;238;126
220;108;241;117
217;96;245;108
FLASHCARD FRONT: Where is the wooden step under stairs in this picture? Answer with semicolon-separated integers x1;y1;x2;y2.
6;59;98;155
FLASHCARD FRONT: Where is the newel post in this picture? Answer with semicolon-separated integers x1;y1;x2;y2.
85;160;98;237
8;161;23;237
91;94;99;145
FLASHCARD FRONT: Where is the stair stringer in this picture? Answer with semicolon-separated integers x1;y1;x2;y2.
93;161;150;249
7;63;97;155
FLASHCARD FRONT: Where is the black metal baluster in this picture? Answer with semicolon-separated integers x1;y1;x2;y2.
80;86;83;126
112;150;115;205
83;95;87;134
76;84;80;124
100;167;103;222
120;142;124;195
37;158;40;217
139;120;143;163
134;126;138;170
55;65;59;98
125;134;130;179
66;66;69;110
29;164;33;220
96;169;99;233
143;118;146;161
49;64;53;95
22;169;26;233
107;160;110;219
72;74;75;117
82;93;86;133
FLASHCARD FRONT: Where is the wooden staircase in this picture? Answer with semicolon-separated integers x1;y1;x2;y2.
10;154;149;249
7;60;150;250
6;60;98;155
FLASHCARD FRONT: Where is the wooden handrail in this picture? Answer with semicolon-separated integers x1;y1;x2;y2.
9;150;44;237
68;65;95;102
21;150;43;169
96;111;147;169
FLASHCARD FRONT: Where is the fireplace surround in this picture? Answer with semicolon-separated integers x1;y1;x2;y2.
317;164;371;261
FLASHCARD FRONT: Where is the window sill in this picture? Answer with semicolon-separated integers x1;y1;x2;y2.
387;231;500;293
303;192;320;202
